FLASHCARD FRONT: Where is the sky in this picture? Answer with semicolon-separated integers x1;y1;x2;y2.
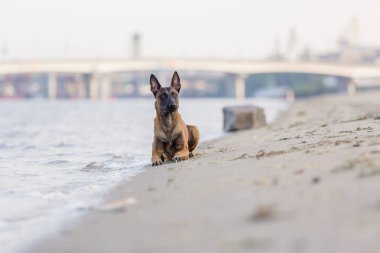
0;0;379;60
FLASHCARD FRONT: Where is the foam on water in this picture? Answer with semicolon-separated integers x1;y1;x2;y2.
0;98;287;253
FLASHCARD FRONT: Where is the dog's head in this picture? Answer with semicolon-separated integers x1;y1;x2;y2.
150;71;181;115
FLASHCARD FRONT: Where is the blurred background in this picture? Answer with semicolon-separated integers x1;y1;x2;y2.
1;1;380;252
0;0;380;99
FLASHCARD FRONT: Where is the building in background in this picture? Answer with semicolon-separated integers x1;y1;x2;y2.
318;17;380;65
131;33;141;60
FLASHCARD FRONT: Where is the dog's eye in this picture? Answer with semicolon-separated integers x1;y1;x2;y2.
160;93;168;99
172;93;177;98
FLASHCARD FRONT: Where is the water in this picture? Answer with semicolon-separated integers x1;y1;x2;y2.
0;98;287;253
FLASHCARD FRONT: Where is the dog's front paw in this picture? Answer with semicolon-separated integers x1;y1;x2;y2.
171;157;182;163
152;161;162;166
152;157;163;166
189;152;194;158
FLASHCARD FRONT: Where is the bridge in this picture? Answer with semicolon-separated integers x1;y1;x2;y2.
1;59;380;99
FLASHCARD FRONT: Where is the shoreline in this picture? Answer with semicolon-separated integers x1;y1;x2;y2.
31;92;380;253
3;98;285;253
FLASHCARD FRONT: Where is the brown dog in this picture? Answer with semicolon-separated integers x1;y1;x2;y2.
150;71;200;166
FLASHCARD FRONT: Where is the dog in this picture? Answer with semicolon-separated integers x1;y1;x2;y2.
150;71;199;166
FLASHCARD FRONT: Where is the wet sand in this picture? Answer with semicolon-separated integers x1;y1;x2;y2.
32;92;380;253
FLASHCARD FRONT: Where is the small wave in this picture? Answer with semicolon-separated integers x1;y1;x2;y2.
24;145;37;150
0;143;15;149
82;154;146;173
45;160;71;165
81;161;130;173
99;152;115;157
29;190;67;200
55;142;75;147
4;131;25;138
82;160;131;173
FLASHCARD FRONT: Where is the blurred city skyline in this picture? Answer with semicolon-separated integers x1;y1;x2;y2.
0;0;380;60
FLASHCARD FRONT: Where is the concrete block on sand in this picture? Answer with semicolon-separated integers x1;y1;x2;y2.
223;105;266;132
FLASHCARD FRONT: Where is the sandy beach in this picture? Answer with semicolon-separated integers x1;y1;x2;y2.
31;92;380;253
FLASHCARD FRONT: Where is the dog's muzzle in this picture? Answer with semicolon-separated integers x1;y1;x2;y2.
168;104;176;112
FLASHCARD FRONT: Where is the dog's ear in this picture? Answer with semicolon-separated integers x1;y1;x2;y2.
150;74;161;97
171;71;181;93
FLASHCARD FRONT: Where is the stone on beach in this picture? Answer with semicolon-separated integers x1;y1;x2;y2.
223;105;266;132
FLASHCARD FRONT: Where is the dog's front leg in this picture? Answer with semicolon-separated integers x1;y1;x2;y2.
172;136;189;162
151;138;164;166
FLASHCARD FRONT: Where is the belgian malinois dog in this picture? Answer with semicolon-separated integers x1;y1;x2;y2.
150;71;199;166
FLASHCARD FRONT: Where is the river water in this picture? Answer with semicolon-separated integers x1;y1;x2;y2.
0;98;287;253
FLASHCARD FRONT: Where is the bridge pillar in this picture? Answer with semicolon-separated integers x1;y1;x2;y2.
2;78;15;97
100;76;112;100
89;73;100;100
347;80;357;95
47;73;57;99
235;74;247;100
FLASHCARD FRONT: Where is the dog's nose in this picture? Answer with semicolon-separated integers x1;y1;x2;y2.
169;104;176;110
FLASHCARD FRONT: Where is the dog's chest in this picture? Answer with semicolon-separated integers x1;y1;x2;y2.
156;114;179;144
157;125;178;144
